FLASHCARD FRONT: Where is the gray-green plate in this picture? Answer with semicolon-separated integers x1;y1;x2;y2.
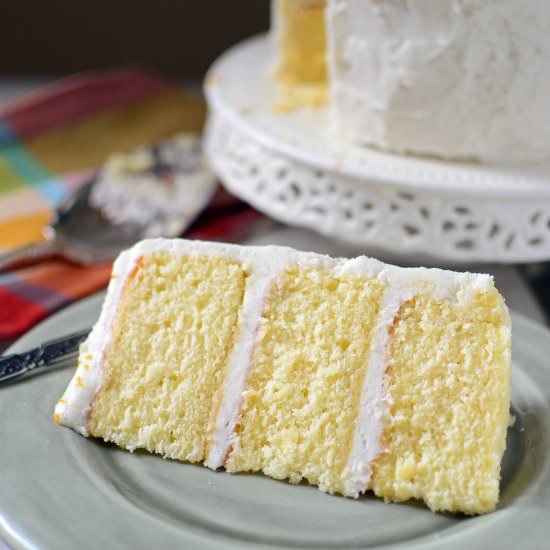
1;293;549;550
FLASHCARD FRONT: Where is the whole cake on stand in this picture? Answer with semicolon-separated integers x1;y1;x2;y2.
273;0;550;163
204;0;550;263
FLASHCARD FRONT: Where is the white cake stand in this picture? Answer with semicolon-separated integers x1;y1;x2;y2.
204;35;550;263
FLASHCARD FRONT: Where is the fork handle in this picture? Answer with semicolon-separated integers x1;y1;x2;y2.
0;241;60;272
0;329;90;383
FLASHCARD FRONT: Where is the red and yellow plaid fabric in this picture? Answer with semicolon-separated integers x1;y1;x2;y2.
0;68;205;251
0;69;261;341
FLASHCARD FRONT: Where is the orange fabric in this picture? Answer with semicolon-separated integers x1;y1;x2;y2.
0;211;51;249
22;260;113;299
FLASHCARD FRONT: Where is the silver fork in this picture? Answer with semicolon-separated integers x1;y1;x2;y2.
0;329;90;383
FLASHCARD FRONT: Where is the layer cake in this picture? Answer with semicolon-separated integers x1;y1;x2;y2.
55;239;511;514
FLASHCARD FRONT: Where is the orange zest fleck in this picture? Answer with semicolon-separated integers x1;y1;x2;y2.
205;73;220;86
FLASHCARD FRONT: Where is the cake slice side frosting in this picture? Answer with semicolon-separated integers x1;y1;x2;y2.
54;248;141;435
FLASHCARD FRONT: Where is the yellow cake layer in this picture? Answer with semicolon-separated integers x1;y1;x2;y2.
225;266;385;494
371;292;511;514
88;252;247;462
273;0;328;111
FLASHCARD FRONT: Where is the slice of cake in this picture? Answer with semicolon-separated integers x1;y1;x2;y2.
55;239;511;514
90;134;216;238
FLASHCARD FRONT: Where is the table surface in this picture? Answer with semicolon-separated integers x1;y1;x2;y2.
0;77;547;550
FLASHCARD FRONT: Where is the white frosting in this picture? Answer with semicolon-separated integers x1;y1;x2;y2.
326;0;550;163
90;134;216;238
205;268;282;469
341;285;412;496
54;250;141;435
56;238;494;492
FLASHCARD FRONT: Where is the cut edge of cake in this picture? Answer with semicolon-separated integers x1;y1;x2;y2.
271;0;329;112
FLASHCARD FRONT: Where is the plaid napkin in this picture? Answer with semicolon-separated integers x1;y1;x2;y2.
0;69;262;342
